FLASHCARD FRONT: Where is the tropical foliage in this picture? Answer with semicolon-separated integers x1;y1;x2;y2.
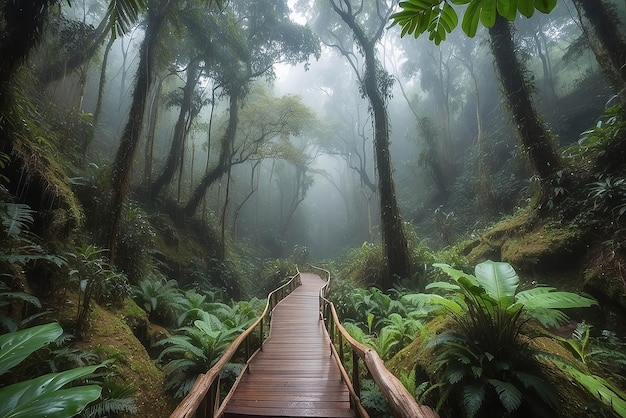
0;323;103;418
391;0;558;44
156;313;249;398
410;260;597;417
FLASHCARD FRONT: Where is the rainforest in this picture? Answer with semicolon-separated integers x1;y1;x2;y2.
1;0;625;417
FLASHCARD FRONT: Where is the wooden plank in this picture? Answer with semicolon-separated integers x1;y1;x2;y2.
221;273;356;418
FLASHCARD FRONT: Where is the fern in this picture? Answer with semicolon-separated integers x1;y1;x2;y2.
81;378;137;417
1;203;34;238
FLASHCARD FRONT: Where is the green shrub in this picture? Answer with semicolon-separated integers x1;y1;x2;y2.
156;316;242;398
116;205;156;284
413;260;597;418
132;275;186;326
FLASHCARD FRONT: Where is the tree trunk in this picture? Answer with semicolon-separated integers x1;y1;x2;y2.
151;60;199;197
184;87;241;218
365;55;412;287
107;0;171;262
331;0;412;288
488;16;562;182
574;0;626;92
232;160;260;238
88;35;116;156
143;76;164;187
0;0;56;143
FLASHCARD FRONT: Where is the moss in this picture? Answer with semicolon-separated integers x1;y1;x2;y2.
583;246;626;310
11;121;84;228
500;222;583;269
79;303;176;418
464;209;585;275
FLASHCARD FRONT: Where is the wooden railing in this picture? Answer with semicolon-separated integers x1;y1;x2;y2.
311;265;439;418
169;272;302;418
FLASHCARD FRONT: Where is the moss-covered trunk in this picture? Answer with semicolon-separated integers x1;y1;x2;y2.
108;0;171;262
488;16;562;182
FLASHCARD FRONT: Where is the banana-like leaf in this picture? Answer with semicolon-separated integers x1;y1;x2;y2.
516;287;597;310
0;385;101;418
534;0;557;14
0;323;62;376
474;260;519;303
433;263;479;286
420;293;464;315
425;281;461;291
0;364;104;417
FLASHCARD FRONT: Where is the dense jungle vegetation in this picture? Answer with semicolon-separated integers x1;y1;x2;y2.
1;0;626;417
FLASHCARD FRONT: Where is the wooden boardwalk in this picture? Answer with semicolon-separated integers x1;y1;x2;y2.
221;273;355;418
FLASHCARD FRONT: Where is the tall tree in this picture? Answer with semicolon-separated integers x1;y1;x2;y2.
572;0;626;95
318;0;412;288
107;0;172;262
392;0;563;183
150;60;202;197
488;16;562;181
183;0;320;217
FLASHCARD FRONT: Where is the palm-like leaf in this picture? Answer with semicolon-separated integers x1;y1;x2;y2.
106;0;147;38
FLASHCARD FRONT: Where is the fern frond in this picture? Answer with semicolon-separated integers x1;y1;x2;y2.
487;378;522;413
2;203;34;238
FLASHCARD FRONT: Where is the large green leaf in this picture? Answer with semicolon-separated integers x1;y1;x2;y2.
474;260;519;304
0;386;101;418
0;364;104;417
516;287;597;309
0;322;62;376
425;281;461;291
433;263;479;286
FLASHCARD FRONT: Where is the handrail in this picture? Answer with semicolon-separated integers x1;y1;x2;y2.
169;272;302;418
311;265;439;418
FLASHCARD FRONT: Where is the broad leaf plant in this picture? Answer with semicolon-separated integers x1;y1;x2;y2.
391;0;558;44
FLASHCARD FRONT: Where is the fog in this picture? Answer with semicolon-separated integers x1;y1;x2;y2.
32;0;624;261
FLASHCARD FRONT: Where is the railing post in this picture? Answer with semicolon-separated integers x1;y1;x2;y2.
338;332;344;369
260;317;264;351
245;332;250;361
352;349;360;398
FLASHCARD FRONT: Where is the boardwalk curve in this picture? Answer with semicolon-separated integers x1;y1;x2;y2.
221;272;355;418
